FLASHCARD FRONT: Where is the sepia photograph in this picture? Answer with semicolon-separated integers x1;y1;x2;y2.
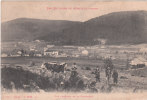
1;1;147;100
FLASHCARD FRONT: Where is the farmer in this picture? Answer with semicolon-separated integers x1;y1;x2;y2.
104;58;113;77
105;67;111;77
63;63;68;77
95;66;100;82
64;63;67;73
71;63;78;76
112;70;118;84
105;67;112;84
69;63;79;87
72;63;77;70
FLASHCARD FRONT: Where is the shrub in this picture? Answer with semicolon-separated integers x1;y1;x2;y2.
85;67;91;70
1;67;86;92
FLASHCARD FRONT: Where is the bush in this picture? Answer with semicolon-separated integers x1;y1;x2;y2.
85;67;91;70
1;67;55;92
120;76;128;79
1;67;86;92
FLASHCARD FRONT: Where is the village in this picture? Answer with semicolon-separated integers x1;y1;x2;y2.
1;40;147;68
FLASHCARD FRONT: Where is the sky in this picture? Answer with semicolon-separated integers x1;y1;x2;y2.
2;1;147;22
2;0;147;1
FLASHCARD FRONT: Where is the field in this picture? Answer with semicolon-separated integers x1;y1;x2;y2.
1;57;147;93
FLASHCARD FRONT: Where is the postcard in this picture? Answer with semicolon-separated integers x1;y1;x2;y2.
1;1;147;100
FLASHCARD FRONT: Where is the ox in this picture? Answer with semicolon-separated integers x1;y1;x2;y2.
43;62;67;73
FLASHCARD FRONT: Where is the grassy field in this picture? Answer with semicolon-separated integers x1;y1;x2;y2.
1;57;126;68
1;57;147;93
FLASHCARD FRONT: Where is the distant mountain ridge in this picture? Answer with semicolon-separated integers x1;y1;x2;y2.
2;18;81;42
2;10;147;45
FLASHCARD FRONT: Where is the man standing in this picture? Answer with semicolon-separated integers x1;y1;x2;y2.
71;63;78;77
63;63;67;78
104;58;113;77
95;66;100;82
69;63;78;87
112;70;118;84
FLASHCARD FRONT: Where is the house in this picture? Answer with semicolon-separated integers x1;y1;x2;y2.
47;45;54;48
24;54;30;57
44;50;59;57
35;54;42;57
72;54;79;58
81;50;89;56
1;53;8;57
9;49;22;57
35;40;41;42
10;54;21;57
130;56;147;68
139;48;147;54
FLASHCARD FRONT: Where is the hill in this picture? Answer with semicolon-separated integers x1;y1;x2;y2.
1;18;81;42
52;10;147;45
2;10;147;45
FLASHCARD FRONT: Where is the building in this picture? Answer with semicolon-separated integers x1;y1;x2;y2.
1;53;8;57
81;50;89;56
35;54;42;57
130;56;147;68
139;48;147;54
44;50;59;57
47;45;54;48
